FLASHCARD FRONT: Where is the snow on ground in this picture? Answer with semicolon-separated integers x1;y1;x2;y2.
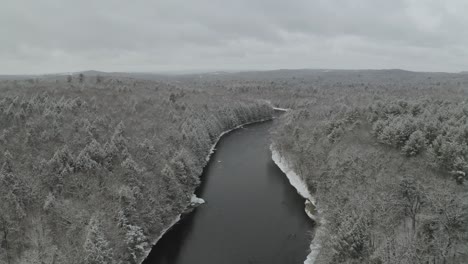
273;107;290;112
305;226;325;264
191;194;205;205
271;145;322;264
271;146;313;202
260;99;290;112
305;200;316;221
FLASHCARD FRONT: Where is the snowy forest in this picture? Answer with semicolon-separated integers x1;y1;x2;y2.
269;71;468;263
0;75;273;264
0;69;467;264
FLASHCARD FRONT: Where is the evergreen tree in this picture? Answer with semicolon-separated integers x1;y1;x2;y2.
76;149;98;172
83;216;113;264
85;139;106;164
112;121;127;150
402;130;426;156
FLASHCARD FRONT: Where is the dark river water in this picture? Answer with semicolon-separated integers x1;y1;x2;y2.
144;119;313;264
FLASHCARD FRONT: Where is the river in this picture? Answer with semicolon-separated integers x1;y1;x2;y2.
143;119;313;264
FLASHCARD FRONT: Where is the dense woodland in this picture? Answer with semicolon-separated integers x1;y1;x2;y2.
0;75;273;264
267;71;468;264
0;69;467;264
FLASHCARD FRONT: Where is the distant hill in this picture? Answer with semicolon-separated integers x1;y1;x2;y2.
0;74;35;80
1;68;464;82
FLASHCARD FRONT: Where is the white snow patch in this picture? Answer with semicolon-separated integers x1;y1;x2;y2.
271;145;323;264
190;194;205;205
271;147;313;202
273;107;290;112
261;99;290;112
306;235;322;264
305;200;316;221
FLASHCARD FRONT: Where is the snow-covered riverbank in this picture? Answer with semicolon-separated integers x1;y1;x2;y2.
273;106;290;112
271;145;323;264
262;98;291;112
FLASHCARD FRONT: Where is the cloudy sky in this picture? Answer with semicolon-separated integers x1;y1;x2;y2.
2;0;468;74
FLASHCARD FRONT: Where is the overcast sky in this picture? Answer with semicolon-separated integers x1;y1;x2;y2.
2;0;468;74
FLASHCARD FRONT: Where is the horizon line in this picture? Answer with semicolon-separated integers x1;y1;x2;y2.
0;67;465;76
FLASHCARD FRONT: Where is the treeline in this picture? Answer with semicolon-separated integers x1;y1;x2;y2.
273;97;467;263
0;77;273;264
157;69;468;110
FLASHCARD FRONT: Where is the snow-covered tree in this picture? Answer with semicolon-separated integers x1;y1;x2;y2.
124;224;148;263
83;216;113;264
402;130;426;156
75;149;98;172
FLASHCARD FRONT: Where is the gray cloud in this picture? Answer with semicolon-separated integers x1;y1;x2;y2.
1;0;468;74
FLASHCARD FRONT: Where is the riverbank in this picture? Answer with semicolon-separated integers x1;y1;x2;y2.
271;145;323;264
141;116;274;263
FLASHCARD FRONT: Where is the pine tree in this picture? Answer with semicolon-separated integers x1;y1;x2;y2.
402;130;426;156
103;141;118;170
85;139;106;164
330;211;370;261
48;145;74;173
111;121;127;150
83;216;113;264
75;149;98;172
